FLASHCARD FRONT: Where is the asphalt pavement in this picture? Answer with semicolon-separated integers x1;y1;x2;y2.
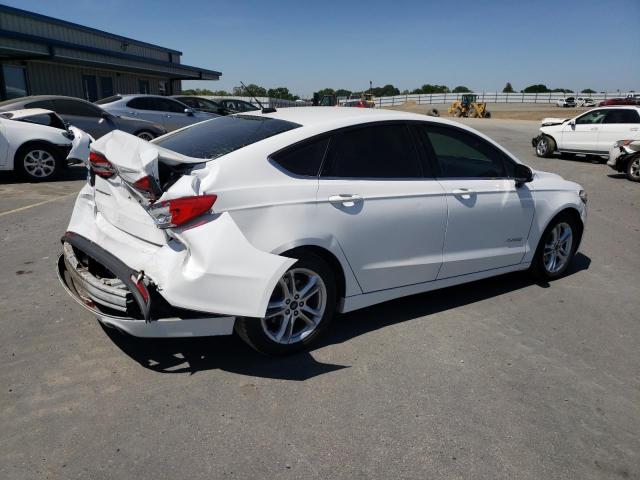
1;118;638;480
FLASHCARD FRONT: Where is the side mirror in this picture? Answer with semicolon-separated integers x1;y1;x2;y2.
569;119;576;127
184;108;195;116
514;164;533;185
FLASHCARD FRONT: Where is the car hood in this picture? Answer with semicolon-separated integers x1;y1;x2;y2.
540;117;569;127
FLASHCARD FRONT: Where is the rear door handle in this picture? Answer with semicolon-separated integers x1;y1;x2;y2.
329;194;361;207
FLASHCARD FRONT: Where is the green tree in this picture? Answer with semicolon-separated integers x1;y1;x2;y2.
502;82;514;93
316;88;336;97
181;88;214;96
411;84;450;94
234;84;267;96
523;84;550;93
335;89;352;97
581;88;596;94
370;84;400;97
551;88;573;93
452;85;472;93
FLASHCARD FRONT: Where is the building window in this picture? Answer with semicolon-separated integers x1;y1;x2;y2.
99;77;114;99
2;64;28;99
82;75;98;102
138;79;150;94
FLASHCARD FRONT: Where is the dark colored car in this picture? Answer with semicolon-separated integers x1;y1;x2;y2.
172;96;229;115
0;95;167;140
217;98;260;113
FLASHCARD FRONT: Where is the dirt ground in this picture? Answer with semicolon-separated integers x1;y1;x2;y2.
386;101;590;121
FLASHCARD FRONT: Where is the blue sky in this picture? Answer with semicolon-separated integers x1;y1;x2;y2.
5;0;639;96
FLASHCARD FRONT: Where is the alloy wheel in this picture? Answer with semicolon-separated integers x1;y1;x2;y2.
629;157;640;180
543;222;573;274
536;138;548;156
261;268;327;345
23;150;56;178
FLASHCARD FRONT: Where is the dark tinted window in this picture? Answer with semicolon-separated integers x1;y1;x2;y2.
177;97;198;108
155;115;301;159
603;109;640;124
95;95;122;105
419;125;508;178
161;98;188;113
321;124;422;178
25;99;55;110
271;137;329;176
52;99;102;117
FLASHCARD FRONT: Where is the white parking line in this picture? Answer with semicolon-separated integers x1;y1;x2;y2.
0;192;76;218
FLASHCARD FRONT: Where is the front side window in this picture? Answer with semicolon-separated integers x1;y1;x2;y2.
417;125;511;178
603;109;640;124
271;137;329;177
576;110;607;125
154;115;301;160
321;124;422;178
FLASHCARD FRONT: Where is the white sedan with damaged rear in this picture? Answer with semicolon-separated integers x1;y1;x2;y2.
57;108;587;355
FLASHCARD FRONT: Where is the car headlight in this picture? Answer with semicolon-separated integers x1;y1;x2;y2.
579;189;587;204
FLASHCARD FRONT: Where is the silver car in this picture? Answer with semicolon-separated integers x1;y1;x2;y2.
96;94;218;131
0;95;167;140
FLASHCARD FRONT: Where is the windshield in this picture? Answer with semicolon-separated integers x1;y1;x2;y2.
154;115;301;160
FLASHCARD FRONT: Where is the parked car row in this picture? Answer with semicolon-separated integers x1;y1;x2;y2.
555;97;596;108
532;105;640;181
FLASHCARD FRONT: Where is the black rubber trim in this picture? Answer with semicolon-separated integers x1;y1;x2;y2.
61;232;151;321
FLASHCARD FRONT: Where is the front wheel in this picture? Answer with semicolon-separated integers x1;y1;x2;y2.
135;131;156;141
535;135;556;158
626;155;640;182
16;144;60;181
530;214;579;280
235;252;336;355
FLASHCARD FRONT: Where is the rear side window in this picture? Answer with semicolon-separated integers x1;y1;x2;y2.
321;124;422;178
52;99;102;117
127;97;156;110
271;137;329;177
603;109;640;124
154;115;301;160
418;125;509;178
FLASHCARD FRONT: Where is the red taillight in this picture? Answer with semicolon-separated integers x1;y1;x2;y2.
132;175;159;201
147;195;217;228
89;151;115;178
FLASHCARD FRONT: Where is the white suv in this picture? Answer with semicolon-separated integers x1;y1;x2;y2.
533;106;640;158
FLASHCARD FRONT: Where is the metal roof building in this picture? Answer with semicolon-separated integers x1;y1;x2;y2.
0;5;221;101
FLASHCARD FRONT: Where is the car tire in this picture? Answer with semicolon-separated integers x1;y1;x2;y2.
15;143;60;181
235;252;337;356
135;131;156;141
454;108;463;117
530;213;580;281
626;155;640;182
483;111;491;118
535;135;556;158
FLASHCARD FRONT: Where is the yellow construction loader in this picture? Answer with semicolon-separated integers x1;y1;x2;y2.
447;94;491;118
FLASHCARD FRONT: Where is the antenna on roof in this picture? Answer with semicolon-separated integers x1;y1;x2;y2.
240;81;277;114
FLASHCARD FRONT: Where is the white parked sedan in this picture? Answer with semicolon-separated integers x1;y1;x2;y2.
533;106;640;158
57;108;587;355
0;108;91;180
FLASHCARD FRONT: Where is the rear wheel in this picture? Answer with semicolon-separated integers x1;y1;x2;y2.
135;130;156;141
626;155;640;182
454;108;463;117
530;214;579;280
235;252;336;355
483;110;491;118
16;143;60;181
535;135;556;158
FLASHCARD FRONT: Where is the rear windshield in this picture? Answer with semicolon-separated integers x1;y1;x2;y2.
154;115;301;160
95;95;122;105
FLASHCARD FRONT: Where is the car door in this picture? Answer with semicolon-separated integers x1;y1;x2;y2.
51;99;112;139
560;109;606;152
124;97;167;127
414;123;535;279
157;98;194;130
315;122;447;293
598;108;640;151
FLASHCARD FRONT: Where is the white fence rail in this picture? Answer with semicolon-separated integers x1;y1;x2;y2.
372;92;637;108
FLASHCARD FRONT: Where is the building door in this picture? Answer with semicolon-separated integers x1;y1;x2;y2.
82;75;98;102
138;79;150;94
99;76;114;99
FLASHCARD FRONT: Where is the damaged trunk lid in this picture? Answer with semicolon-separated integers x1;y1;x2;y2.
89;130;211;244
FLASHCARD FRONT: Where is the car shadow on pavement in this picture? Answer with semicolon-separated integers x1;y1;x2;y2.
0;165;86;184
105;253;590;380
